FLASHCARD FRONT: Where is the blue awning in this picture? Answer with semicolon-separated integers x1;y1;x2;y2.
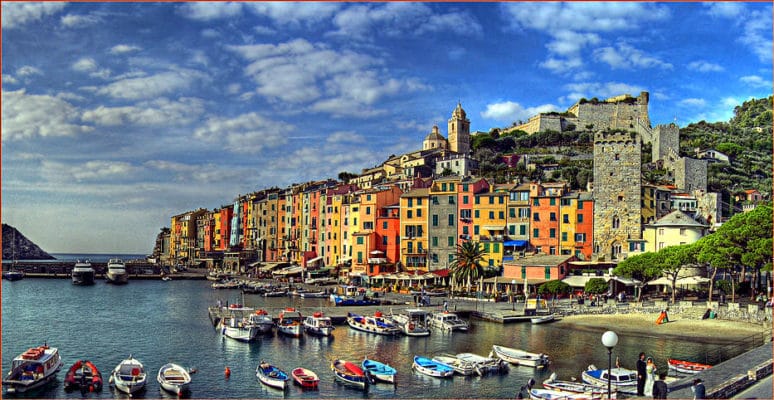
504;240;528;247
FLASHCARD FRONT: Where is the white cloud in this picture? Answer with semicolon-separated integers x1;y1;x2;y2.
739;75;772;89
82;97;205;126
2;74;19;85
229;39;428;116
193;112;293;154
17;66;42;77
687;60;724;72
562;82;646;103
678;98;706;108
178;2;244;21
704;3;745;19
41;160;139;182
1;2;66;29
109;44;142;54
593;43;673;70
1;89;94;141
326;131;365;144
481;101;559;124
704;3;772;62
246;2;341;26
60;13;101;28
72;57;98;72
96;69;207;100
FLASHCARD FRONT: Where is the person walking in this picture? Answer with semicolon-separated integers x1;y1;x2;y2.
691;378;706;400
652;372;668;399
636;352;647;396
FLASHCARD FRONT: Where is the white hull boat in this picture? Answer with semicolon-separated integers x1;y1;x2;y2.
530;387;603;400
412;356;454;378
389;309;431;336
106;259;128;284
2;344;63;394
429;311;469;332
256;361;289;390
157;363;191;396
581;365;637;394
431;354;476;376
455;352;508;375
303;312;335;336
543;373;612;398
71;260;96;285
491;344;549;368
347;312;401;336
109;356;146;395
277;308;303;337
531;314;557;324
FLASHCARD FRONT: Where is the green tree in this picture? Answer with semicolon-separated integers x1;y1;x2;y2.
538;280;571;296
450;241;486;293
614;251;663;301
584;278;608;294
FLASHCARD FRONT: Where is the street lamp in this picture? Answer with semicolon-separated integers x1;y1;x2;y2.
601;331;619;399
511;279;516;311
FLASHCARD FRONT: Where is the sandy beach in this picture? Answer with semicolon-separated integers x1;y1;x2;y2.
556;313;770;342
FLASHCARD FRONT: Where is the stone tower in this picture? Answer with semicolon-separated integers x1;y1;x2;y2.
448;102;470;154
593;130;642;261
651;123;680;164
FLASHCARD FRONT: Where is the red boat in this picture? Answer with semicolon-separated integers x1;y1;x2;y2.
291;367;319;389
63;360;103;392
667;359;712;374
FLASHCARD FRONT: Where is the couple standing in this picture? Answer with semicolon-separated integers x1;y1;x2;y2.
637;352;664;397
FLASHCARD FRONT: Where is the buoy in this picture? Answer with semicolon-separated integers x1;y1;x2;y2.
224;366;231;378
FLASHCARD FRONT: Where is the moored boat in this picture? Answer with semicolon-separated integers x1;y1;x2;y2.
428;311;469;332
431;354;476;376
256;361;289;390
157;363;191;396
109;356;147;395
455;352;508;375
277;307;303;337
491;344;549;368
667;358;712;374
542;373;611;398
362;358;397;384
389;309;431;336
291;367;319;389
299;291;328;298
331;359;368;389
580;365;637;393
250;309;275;334
2;344;63;394
531;314;557;324
529;387;603;400
2;269;25;281
105;258;128;284
63;359;102;393
303;311;335;336
71;260;95;285
346;311;401;336
412;355;455;378
219;304;263;342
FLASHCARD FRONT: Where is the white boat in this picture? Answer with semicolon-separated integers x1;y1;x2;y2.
431;354;476;376
531;314;557;324
299;291;328;298
428;311;469;332
303;311;335;336
249;309;275;334
109;356;147;395
543;373;611;398
412;356;454;378
156;363;191;396
581;365;637;393
106;259;128;284
71;260;95;285
219;314;261;342
491;344;549;368
2;344;63;394
256;361;289;390
529;387;602;400
346;311;401;336
389;309;431;336
455;352;508;375
277;308;303;337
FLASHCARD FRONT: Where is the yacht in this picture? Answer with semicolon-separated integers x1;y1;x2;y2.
71;260;95;285
105;259;128;284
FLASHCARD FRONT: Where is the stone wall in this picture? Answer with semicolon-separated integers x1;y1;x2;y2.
651;123;680;163
675;157;708;192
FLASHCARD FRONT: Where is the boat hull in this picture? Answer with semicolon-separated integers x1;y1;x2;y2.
331;360;368;389
412;356;454;378
667;359;711;374
106;272;128;284
110;357;147;395
157;363;191;396
3;345;63;394
580;365;637;393
491;345;550;368
291;368;319;389
346;313;401;336
256;363;289;390
362;359;396;384
64;360;103;392
72;270;95;285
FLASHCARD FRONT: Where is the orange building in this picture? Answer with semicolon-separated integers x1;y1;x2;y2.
529;182;568;256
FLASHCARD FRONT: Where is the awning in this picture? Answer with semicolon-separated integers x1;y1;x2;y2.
248;261;262;267
608;276;642;286
273;265;303;276
504;240;528;247
562;275;593;288
369;250;384;255
306;256;324;263
368;258;388;264
482;225;506;231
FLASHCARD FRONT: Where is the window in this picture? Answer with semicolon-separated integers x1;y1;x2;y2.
550;212;556;221
533;228;539;238
462;184;469;192
493;243;499;252
448;236;454;246
462;226;469;234
520;225;526;235
520;192;529;201
533;198;540;206
534;213;540;221
417;209;422;217
449;196;455;204
357;252;363;264
509;208;516;218
612;216;620;229
484;243;490;252
449;183;455;191
563;214;569;223
575;233;586;242
578;201;584;210
550;198;556;206
549;247;556;255
545;266;551;279
499;196;504;204
383;236;388;245
489;211;495;219
461;209;472;219
475;197;480;204
489;197;494;204
549;228;556;238
432;215;439;226
680;228;687;236
498;211;504;219
463;196;469;204
474;226;480;235
578;214;584;223
432;254;438;263
356;237;364;244
432;237;438;246
475;210;480;218
519;208;530;218
366;206;371;215
562;232;568;241
383;221;388;230
448;214;454;226
417;198;422;205
432;196;439;205
449;254;455;263
408;199;413;207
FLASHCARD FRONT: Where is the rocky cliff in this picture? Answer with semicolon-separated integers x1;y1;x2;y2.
2;224;56;260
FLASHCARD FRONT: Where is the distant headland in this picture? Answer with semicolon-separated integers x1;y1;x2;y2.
2;224;56;260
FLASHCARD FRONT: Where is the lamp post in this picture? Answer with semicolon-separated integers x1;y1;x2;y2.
511;279;516;311
601;331;619;400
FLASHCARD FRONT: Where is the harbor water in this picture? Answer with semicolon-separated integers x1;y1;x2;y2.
2;278;748;399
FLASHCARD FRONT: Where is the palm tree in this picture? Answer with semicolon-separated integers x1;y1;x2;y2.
449;241;487;294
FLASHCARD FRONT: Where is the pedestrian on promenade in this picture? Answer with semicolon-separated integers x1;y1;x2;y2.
691;378;705;400
636;352;647;396
652;372;668;399
443;300;448;311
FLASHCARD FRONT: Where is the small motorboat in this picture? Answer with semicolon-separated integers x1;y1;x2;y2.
256;361;289;390
109;356;147;395
2;269;25;281
455;352;508;375
2;344;63;394
667;358;712;374
291;367;319;389
431;354;476;376
362;358;397;384
412;356;454;378
331;359;368;389
299;291;328;298
277;308;303;337
63;359;102;393
428;311;469;332
389;309;431;336
157;363;191;396
531;314;557;324
303;311;335;336
346;311;401;336
581;364;637;392
529;387;603;400
542;373;610;398
491;344;550;368
250;309;275;334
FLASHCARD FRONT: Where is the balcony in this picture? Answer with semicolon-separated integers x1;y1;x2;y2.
402;248;427;256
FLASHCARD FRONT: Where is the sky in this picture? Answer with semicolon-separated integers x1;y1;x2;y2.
2;2;772;254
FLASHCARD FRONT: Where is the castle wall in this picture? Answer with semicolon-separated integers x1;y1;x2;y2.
593;131;642;261
674;157;708;193
651;123;680;163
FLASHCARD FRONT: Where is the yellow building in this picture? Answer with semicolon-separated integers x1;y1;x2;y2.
400;188;429;272
473;189;507;268
642;210;708;253
325;192;345;266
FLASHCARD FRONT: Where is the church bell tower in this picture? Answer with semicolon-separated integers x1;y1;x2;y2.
448;102;470;154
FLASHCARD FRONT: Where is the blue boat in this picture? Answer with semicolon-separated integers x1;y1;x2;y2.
255;361;289;390
362;358;397;384
412;356;454;378
331;359;368;389
346;312;401;336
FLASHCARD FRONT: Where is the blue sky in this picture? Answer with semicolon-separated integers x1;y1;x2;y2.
2;2;771;254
